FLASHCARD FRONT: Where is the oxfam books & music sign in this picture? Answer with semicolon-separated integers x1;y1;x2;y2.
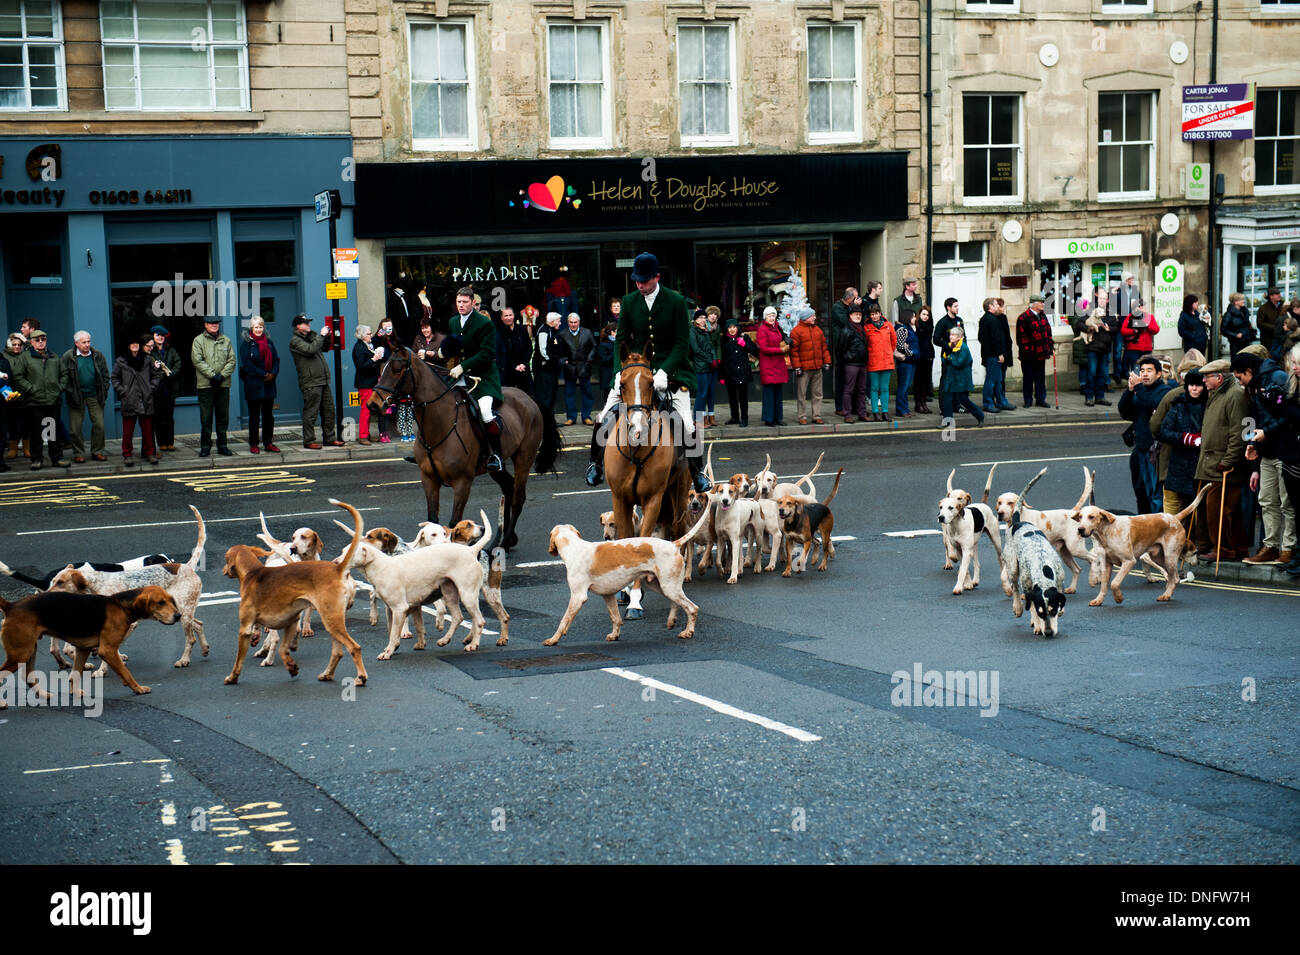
1040;234;1142;259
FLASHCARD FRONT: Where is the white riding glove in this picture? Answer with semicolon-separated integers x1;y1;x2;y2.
373;346;385;359
449;364;464;379
652;368;668;394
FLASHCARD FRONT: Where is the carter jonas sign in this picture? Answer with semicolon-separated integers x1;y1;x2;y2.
1182;84;1256;141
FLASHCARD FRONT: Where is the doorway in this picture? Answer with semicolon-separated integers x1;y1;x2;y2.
932;242;988;386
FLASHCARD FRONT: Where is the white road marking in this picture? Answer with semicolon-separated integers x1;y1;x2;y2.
19;507;382;537
830;535;855;541
514;559;565;568
959;453;1128;467
602;666;821;743
160;801;177;825
884;529;943;538
24;758;171;775
197;597;242;608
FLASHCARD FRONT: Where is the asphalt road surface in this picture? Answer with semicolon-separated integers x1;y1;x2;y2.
1;420;1296;865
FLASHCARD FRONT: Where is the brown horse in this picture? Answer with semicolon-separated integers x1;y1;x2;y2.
369;345;559;551
605;346;690;543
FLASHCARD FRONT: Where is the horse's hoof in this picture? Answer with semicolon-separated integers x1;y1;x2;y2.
625;608;643;620
504;531;519;550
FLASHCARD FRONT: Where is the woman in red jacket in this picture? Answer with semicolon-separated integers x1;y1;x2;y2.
1120;304;1160;369
757;306;789;427
863;304;897;422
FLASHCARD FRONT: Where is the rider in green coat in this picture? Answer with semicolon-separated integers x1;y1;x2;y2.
586;252;710;492
446;286;505;471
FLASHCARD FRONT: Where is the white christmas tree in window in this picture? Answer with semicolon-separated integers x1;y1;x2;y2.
776;268;812;337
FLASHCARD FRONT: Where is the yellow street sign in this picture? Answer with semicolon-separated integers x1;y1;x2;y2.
326;282;347;300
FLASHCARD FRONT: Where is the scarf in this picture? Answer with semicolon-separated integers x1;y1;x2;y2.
252;331;272;371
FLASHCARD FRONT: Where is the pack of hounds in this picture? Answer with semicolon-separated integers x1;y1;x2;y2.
938;463;1209;638
0;449;843;707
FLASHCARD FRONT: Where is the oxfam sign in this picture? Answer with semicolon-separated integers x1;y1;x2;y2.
1154;258;1184;336
1041;234;1142;259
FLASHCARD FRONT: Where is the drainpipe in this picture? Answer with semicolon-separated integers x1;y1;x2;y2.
1207;0;1220;355
923;0;933;305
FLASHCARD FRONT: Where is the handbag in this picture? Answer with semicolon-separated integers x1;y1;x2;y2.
1122;423;1136;448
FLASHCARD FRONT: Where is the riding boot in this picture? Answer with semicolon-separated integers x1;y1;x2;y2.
484;417;504;472
585;415;611;487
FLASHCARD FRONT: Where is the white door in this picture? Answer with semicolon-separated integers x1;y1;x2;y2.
931;262;988;386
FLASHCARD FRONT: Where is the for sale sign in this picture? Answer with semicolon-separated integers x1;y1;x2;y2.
1181;84;1255;141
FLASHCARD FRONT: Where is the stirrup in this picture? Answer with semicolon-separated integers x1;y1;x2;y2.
585;462;604;487
486;452;504;472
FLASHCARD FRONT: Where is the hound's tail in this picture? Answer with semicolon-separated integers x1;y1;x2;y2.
981;463;998;504
705;442;716;483
674;506;713;549
331;499;365;570
0;559;48;592
821;469;844;507
1175;483;1212;523
471;511;493;558
1012;468;1049;523
946;468;955;496
186;506;206;570
1070;466;1094;514
797;451;825;492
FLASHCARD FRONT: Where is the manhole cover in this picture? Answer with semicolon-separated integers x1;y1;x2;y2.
494;652;616;670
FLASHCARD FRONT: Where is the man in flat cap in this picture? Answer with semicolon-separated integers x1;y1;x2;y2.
586;252;710;493
1194;358;1251;561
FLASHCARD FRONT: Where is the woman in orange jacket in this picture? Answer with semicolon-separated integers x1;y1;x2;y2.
863;304;897;422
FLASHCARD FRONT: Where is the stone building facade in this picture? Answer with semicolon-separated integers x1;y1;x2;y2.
926;0;1300;383
0;0;356;436
345;0;924;337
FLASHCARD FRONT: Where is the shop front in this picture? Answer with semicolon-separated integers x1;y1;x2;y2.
0;135;355;439
356;153;909;337
1219;205;1300;311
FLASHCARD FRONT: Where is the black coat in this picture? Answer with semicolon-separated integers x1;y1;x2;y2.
976;310;1014;369
1221;305;1255;354
239;335;280;401
914;315;935;362
1178;310;1208;354
1156;392;1207;495
719;332;759;385
837;321;870;365
496;324;533;380
556;327;596;379
933;314;964;350
352;339;384;391
1247;358;1300;464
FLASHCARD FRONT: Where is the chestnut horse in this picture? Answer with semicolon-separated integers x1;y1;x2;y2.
369;345;559;551
606;346;690;543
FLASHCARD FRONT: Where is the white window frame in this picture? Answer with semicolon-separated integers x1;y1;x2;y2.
1097;91;1157;201
1259;1;1300;11
806;20;861;145
408;18;477;152
961;93;1024;206
964;0;1020;13
546;20;611;150
1255;87;1300;196
677;20;737;147
0;0;66;111
1100;1;1153;13
100;0;249;112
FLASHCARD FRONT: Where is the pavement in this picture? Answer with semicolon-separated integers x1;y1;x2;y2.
0;423;1296;865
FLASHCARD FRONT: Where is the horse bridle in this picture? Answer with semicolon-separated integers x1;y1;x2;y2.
618;360;660;419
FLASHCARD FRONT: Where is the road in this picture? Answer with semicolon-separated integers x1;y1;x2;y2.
1;420;1296;865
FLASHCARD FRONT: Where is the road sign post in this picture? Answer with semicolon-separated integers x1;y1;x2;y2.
317;189;345;438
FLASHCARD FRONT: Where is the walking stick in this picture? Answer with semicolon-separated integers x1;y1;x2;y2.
1052;349;1059;409
1215;467;1233;578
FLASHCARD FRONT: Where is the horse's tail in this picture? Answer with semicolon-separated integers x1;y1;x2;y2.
532;397;562;475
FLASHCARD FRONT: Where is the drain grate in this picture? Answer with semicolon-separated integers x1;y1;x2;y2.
494;651;616;670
